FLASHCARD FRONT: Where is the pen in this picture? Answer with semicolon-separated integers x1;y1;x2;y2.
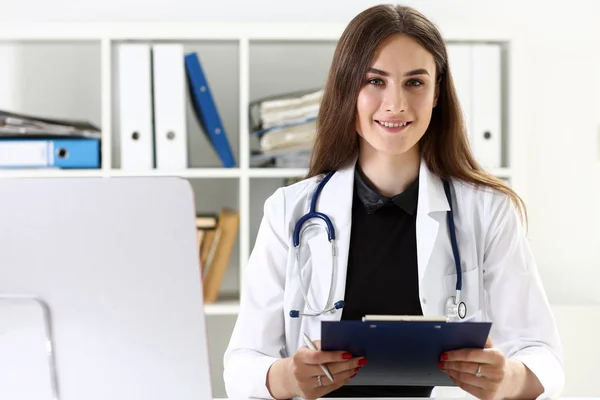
302;332;334;383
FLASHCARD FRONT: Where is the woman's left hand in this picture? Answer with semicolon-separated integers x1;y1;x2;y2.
439;337;509;400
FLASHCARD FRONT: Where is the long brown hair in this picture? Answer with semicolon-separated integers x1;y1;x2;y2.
307;4;527;224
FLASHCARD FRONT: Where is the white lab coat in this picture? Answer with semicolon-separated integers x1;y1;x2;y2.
223;159;564;399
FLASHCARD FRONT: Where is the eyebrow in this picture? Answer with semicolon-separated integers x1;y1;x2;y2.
367;67;430;77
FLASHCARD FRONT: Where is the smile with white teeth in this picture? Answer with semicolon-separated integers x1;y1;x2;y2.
377;120;410;128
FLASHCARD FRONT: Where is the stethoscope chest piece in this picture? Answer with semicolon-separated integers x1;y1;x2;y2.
458;300;467;319
446;296;467;321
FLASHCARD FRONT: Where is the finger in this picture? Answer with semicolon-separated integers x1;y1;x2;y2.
442;360;501;381
446;369;487;390
296;357;365;384
298;359;363;381
322;366;360;386
298;346;354;365
295;364;332;382
312;370;358;397
327;357;368;375
292;350;331;380
442;348;495;364
441;360;479;374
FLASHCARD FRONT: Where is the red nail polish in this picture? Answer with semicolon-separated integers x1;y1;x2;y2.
438;361;445;369
355;367;360;372
441;353;448;361
358;358;368;366
351;372;358;378
342;352;352;360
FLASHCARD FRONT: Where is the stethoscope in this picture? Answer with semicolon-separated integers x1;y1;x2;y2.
289;170;467;322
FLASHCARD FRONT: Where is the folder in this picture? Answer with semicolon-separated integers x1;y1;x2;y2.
0;138;100;169
446;43;473;143
199;228;216;276
447;43;503;170
117;43;154;170
152;44;188;170
321;318;492;386
184;53;236;168
0;44;18;111
471;43;502;169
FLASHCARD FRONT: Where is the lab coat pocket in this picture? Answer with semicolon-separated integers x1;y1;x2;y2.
303;232;334;315
443;267;482;321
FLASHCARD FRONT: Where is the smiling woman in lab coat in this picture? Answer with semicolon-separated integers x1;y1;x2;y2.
223;4;564;400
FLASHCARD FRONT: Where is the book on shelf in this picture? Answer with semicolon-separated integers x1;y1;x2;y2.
196;213;218;229
195;209;239;304
195;213;218;277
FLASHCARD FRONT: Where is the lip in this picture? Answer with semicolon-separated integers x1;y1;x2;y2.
377;119;411;124
375;120;412;134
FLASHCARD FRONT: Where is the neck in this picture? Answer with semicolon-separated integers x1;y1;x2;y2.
358;142;420;197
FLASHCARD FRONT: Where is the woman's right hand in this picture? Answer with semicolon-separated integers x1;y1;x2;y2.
285;340;366;399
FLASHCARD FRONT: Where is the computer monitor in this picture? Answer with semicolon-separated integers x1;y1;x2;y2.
0;176;213;400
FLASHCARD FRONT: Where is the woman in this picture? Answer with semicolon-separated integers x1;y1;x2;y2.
223;4;564;399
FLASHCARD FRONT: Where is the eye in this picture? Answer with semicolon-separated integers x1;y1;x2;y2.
368;78;384;86
407;79;423;86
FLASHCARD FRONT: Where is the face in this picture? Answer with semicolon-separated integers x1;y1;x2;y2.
355;34;439;159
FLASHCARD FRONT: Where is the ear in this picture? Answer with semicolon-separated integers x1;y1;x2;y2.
433;82;440;108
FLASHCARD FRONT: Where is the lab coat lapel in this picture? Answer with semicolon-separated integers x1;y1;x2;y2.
303;160;449;325
309;164;355;322
416;159;450;285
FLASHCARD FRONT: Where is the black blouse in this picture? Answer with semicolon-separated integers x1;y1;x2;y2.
324;165;433;398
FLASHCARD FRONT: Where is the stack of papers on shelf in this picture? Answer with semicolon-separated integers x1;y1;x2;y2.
250;89;322;168
0;110;101;139
258;90;322;129
259;119;317;155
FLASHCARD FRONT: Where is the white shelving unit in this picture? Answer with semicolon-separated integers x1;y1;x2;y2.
0;21;527;316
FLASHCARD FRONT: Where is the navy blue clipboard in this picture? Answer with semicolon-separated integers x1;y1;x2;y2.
321;319;492;386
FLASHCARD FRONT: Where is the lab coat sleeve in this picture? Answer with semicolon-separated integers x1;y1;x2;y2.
483;192;565;398
223;188;288;399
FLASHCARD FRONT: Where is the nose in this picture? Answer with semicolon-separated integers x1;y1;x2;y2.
383;86;408;114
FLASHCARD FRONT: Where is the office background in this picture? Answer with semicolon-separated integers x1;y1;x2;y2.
1;0;599;397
